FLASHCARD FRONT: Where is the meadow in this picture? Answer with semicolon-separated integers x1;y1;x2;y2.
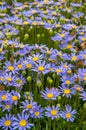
0;0;86;130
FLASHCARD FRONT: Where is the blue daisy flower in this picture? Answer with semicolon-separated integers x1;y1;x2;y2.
0;90;10;102
4;72;15;86
32;60;50;74
13;74;26;89
3;61;16;74
80;91;86;101
20;99;37;113
12;112;34;130
45;106;60;120
41;87;60;100
60;105;77;122
10;90;20;105
31;104;44;119
1;100;12;112
59;85;75;98
0;114;15;130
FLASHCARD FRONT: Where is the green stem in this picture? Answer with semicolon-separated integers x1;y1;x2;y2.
53;120;56;130
46;121;48;130
48;118;51;130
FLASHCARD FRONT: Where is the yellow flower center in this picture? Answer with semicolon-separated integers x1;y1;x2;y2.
76;77;81;82
51;60;56;63
18;80;23;85
52;11;57;15
31;9;36;13
47;51;51;54
0;77;4;81
49;68;53;71
26;104;32;109
3;39;8;44
59;5;63;9
80;32;84;35
27;96;30;100
76;87;81;91
82;37;86;41
12;96;18;101
66;113;71;118
34;111;40;116
5;104;10;109
72;25;77;29
17;64;22;69
64;89;71;94
13;43;16;47
26;64;32;68
84;73;86;76
4;120;11;126
56;69;62;73
44;0;49;3
40;22;44;25
0;2;3;5
58;52;62;57
23;21;28;25
38;66;44;71
65;80;70;85
72;56;77;61
6;77;12;82
19;44;25;48
43;10;48;14
60;34;65;37
32;21;37;25
64;65;68;68
83;77;86;81
56;24;61;27
50;110;57;116
8;66;14;71
67;44;72;49
83;54;86;59
32;57;38;61
37;3;42;7
19;120;27;127
66;8;70;11
47;93;54;98
0;48;2;52
67;70;72;74
1;94;7;100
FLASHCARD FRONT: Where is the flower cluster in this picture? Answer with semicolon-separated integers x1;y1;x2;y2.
0;0;86;129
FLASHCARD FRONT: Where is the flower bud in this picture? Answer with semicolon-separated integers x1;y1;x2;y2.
47;77;51;82
63;121;66;124
75;39;79;44
52;73;56;78
48;79;53;84
37;34;40;38
27;76;32;82
49;30;53;35
24;34;29;40
83;103;86;109
57;103;61;107
29;26;33;30
6;33;12;39
75;127;79;130
57;96;62;101
25;91;30;95
22;71;26;76
21;27;24;31
42;33;45;37
83;121;86;125
4;44;8;49
36;80;42;87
